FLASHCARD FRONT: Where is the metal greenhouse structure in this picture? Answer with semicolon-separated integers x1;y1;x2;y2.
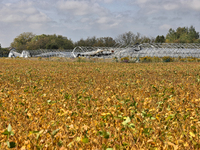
7;43;200;59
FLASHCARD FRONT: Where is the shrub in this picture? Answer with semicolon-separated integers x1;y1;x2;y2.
186;57;196;62
120;57;129;63
152;56;161;62
113;57;119;62
140;56;152;62
179;58;186;62
162;56;173;62
187;58;195;62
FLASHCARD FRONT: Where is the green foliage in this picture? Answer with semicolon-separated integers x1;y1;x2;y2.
11;32;35;50
82;135;89;143
155;35;165;43
2;124;16;148
0;47;9;57
122;117;131;126
75;36;116;47
166;26;200;43
10;33;74;50
98;131;110;139
8;26;200;52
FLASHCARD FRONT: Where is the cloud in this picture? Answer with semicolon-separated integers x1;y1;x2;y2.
0;0;54;47
135;0;200;12
103;0;114;3
96;17;109;24
0;1;50;23
0;0;199;47
185;0;200;11
1;14;26;23
57;0;106;16
159;24;172;30
26;12;50;23
56;0;122;30
163;3;179;10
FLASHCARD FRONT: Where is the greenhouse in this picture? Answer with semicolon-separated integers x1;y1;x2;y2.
7;43;200;59
114;43;200;58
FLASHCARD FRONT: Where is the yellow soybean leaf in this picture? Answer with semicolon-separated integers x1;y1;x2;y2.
184;142;189;147
20;146;26;150
27;113;32;117
189;132;195;137
107;98;111;101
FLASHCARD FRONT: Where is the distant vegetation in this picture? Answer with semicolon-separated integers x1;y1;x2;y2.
74;36;116;47
10;33;74;50
0;25;199;51
0;44;9;57
165;26;200;43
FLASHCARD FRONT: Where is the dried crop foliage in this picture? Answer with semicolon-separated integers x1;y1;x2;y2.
0;58;200;149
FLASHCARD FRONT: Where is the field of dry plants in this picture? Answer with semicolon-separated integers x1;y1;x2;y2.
0;58;200;149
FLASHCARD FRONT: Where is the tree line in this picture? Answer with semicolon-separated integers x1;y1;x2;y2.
0;44;10;57
1;25;200;51
165;26;200;43
8;31;155;50
155;26;200;43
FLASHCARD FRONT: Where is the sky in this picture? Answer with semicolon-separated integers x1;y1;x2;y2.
0;0;200;47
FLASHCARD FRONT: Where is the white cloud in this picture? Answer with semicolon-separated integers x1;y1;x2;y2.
184;0;200;11
57;0;106;16
1;14;26;23
26;12;50;23
103;0;114;3
159;24;172;30
0;0;200;47
0;1;50;23
29;23;43;29
22;8;38;14
135;0;200;12
163;3;179;10
96;17;109;24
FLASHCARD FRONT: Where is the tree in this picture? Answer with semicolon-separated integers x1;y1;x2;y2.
11;33;74;50
0;47;9;57
11;32;35;50
93;37;116;47
188;26;199;42
155;35;165;43
74;38;87;47
166;28;176;43
165;26;200;43
75;36;116;47
115;31;154;46
115;31;135;46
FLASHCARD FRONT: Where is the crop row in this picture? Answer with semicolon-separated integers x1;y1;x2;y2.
0;58;200;149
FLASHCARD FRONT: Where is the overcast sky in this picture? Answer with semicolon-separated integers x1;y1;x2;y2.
0;0;200;47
